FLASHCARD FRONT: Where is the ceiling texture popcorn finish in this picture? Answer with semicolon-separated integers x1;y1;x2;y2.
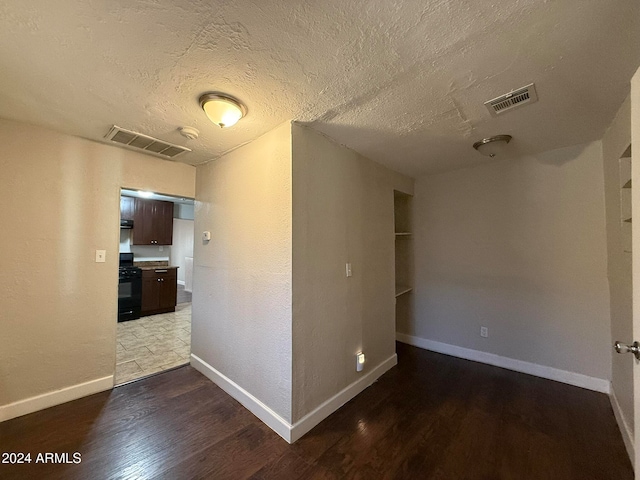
0;0;638;176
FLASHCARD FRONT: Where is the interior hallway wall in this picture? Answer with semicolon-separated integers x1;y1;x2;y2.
192;121;293;422
291;124;413;422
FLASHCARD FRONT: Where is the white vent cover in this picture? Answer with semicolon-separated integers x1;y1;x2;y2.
484;83;538;116
105;126;191;159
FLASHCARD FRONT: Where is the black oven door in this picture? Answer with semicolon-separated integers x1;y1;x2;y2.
118;269;142;322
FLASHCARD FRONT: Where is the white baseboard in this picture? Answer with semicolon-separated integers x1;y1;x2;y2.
290;354;397;443
190;353;397;443
610;385;634;467
177;280;185;286
190;354;293;442
396;333;610;394
0;376;114;423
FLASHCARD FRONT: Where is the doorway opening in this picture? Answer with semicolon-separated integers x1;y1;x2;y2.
115;188;195;385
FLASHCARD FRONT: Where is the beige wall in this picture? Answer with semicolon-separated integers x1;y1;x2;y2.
190;121;414;426
192;121;293;422
602;96;633;434
410;141;611;380
0;118;195;411
291;124;413;422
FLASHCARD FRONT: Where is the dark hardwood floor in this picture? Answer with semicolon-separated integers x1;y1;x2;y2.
0;343;632;479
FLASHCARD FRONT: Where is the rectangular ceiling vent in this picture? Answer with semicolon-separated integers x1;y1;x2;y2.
484;83;538;117
105;126;191;159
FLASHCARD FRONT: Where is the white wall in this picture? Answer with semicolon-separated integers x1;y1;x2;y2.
174;203;195;220
0;118;195;418
410;141;611;382
170;218;194;284
192;121;293;422
602;96;633;440
291;124;413;422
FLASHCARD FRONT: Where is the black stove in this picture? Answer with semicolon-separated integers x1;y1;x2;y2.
118;253;142;322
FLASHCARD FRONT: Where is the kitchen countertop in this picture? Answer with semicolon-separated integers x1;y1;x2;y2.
137;265;179;271
134;261;179;270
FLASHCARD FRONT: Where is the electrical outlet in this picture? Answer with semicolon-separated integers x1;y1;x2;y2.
480;326;488;338
95;250;106;263
356;352;365;372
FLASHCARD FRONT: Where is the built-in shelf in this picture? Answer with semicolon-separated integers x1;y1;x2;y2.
619;144;633;254
395;190;413;329
395;285;413;297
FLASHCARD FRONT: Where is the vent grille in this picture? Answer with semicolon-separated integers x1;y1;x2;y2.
105;126;191;159
484;83;538;116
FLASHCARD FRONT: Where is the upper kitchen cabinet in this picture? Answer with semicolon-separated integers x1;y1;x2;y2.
132;198;174;245
120;196;135;221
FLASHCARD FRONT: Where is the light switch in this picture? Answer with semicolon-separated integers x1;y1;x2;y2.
346;263;352;277
203;231;211;241
95;250;106;263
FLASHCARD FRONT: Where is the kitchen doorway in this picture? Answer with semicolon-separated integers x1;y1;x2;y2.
115;188;195;385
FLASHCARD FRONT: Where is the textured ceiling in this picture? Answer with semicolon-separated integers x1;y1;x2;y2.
0;0;638;176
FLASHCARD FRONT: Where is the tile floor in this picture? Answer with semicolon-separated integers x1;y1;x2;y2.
115;303;191;384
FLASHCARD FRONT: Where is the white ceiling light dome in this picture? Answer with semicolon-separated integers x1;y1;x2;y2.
199;93;247;128
473;135;512;158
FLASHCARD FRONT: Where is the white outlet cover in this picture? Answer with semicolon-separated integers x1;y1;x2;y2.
95;250;106;263
356;352;365;372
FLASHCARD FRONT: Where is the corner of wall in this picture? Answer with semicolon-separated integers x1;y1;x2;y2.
191;120;294;425
290;125;411;424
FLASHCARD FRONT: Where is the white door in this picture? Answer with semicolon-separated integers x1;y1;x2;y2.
615;65;640;478
631;66;640;477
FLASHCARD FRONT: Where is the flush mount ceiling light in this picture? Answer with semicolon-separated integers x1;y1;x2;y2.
199;92;247;128
473;135;512;158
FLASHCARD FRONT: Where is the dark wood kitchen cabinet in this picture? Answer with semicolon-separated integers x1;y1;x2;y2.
141;267;177;316
132;198;174;245
120;196;135;221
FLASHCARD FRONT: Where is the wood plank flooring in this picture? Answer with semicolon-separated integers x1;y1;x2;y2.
0;343;632;479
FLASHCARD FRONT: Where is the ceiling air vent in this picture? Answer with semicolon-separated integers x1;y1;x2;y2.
105;126;191;159
484;83;538;117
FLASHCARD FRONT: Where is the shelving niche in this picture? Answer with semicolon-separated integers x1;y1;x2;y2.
394;190;413;334
620;144;632;253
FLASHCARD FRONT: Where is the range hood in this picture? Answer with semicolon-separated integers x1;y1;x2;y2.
121;219;133;229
